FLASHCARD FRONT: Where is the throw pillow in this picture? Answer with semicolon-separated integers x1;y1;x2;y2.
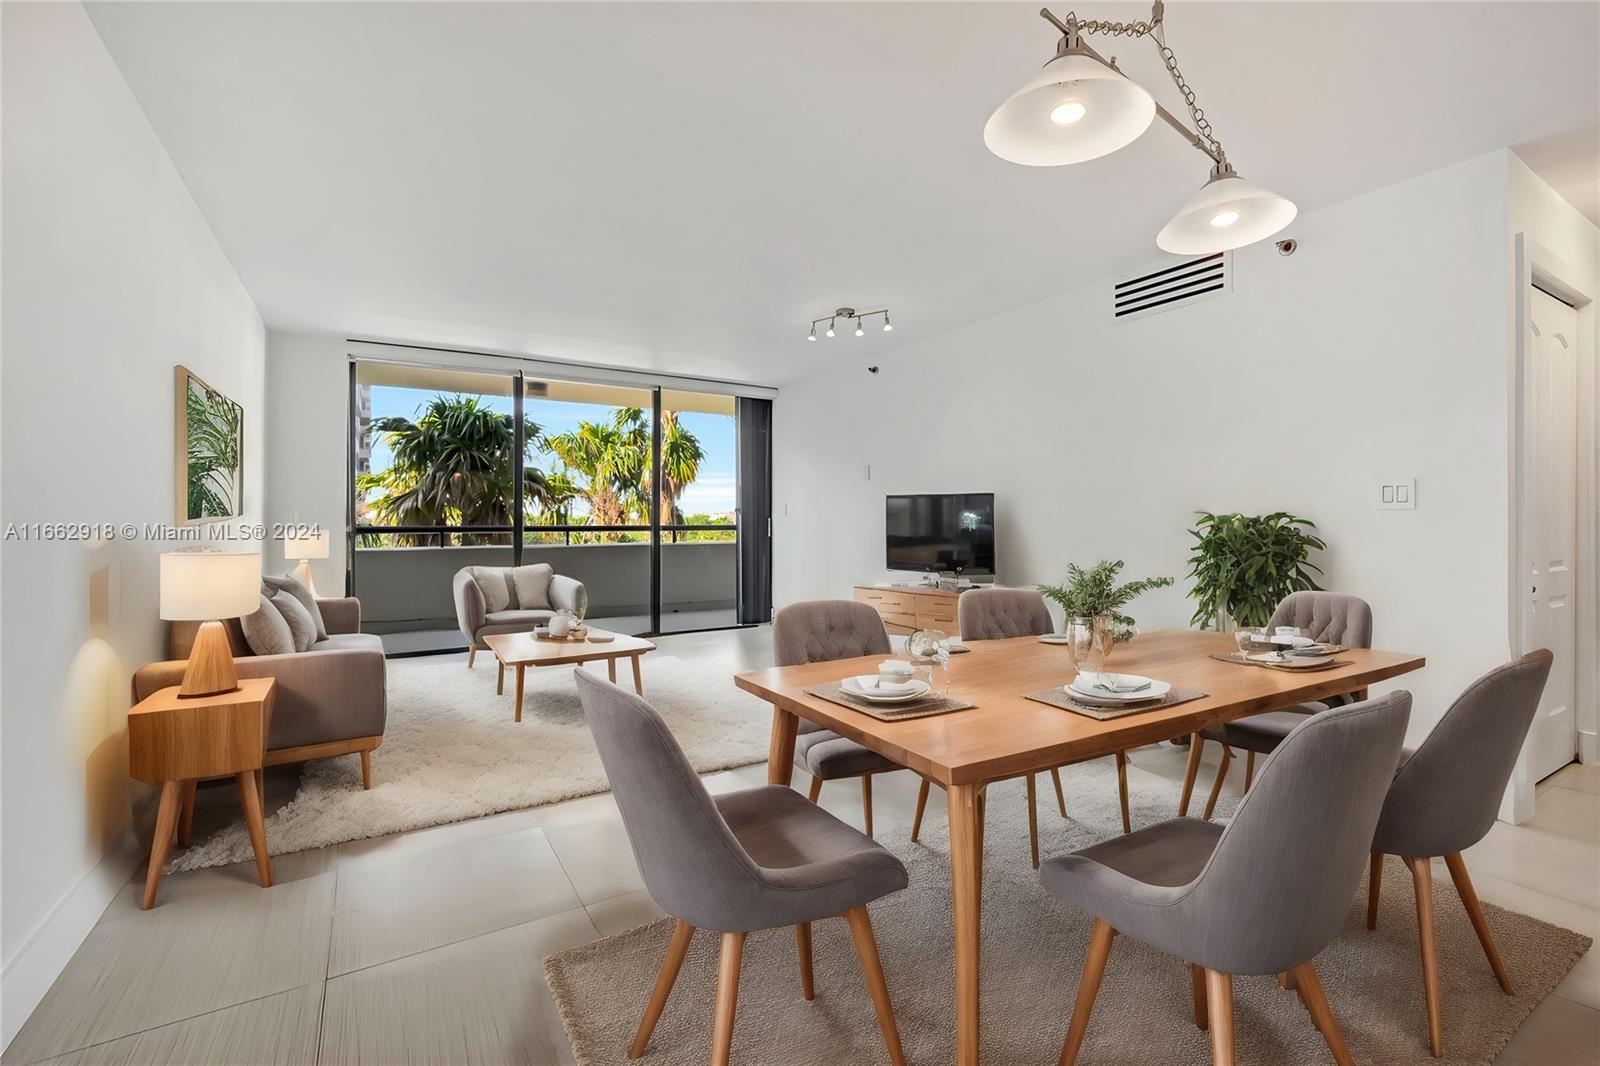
270;589;317;652
511;563;555;610
240;593;295;656
469;566;512;613
265;573;327;641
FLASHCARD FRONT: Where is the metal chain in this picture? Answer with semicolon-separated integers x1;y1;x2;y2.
1151;24;1226;163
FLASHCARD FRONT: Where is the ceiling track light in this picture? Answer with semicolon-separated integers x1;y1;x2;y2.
807;306;893;342
986;1;1297;255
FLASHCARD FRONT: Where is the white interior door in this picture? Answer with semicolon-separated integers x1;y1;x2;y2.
1523;286;1580;782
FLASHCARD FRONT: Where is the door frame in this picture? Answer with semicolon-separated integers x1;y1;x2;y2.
1504;233;1598;822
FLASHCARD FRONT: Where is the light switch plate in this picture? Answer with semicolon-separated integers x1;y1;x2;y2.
1379;478;1416;510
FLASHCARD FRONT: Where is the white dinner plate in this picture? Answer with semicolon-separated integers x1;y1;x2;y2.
843;676;931;703
1068;673;1171;703
1038;634;1073;645
1246;652;1331;668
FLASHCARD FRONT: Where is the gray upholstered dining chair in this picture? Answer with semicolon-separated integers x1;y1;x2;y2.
574;669;909;1066
1367;650;1553;1059
918;587;1133;869
1044;691;1411;1066
1180;591;1375;820
775;600;903;838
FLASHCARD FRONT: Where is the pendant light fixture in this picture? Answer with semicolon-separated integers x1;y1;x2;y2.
983;33;1155;166
986;2;1296;255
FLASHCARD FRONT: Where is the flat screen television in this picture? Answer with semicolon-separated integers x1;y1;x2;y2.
885;493;995;576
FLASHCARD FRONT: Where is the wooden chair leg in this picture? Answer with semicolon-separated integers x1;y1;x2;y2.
468;645;477;668
1291;962;1355;1066
710;931;746;1066
1114;752;1131;834
861;775;874;839
795;922;815;1001
1205;970;1235;1066
1276;971;1294;990
1444;853;1514;993
1051;766;1067;817
1202;745;1233;821
1191;963;1208;1030
1058;919;1116;1066
630;919;695;1058
1243;750;1256;792
911;777;930;843
360;749;373;790
1367;853;1383;930
1407;856;1444;1057
808;776;823;803
844;907;907;1066
1026;772;1041;869
1179;733;1205;816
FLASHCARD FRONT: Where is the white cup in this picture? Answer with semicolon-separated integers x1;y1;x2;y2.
549;614;572;637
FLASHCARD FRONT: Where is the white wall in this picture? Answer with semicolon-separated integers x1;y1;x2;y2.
264;330;349;591
774;151;1515;744
0;2;265;1045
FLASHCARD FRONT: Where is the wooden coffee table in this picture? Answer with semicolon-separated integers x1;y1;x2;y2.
483;630;656;722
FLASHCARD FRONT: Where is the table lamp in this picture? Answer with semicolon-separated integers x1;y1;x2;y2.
282;529;329;596
160;550;261;698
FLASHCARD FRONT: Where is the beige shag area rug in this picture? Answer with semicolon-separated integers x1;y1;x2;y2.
168;651;771;871
544;765;1592;1066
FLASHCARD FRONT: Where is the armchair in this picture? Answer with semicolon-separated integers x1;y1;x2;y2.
454;566;587;667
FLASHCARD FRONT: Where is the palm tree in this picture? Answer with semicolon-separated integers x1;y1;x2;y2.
652;410;705;540
358;394;549;545
545;407;704;542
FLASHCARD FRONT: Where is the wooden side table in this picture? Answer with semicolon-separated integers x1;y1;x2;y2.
128;677;276;909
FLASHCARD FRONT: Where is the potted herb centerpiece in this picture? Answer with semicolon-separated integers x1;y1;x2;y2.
1185;511;1325;630
1037;560;1174;672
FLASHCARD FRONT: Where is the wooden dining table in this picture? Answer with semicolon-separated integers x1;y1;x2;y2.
735;628;1426;1066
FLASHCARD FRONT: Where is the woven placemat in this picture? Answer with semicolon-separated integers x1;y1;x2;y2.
805;681;975;722
1211;652;1351;672
1025;685;1207;721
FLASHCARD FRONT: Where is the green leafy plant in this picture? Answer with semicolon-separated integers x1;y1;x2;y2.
1186;512;1325;629
1037;560;1174;638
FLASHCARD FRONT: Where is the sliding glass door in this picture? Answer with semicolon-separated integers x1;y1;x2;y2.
521;376;654;636
656;389;739;633
350;358;768;652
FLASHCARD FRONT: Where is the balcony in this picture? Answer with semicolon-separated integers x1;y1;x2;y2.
353;524;740;651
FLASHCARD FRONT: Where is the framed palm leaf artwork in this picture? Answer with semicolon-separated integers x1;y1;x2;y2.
174;365;244;524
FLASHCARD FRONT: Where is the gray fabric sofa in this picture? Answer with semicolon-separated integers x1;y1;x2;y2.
453;566;587;665
131;596;387;788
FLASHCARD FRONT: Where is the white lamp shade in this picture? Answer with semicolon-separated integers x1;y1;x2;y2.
160;551;261;621
1156;173;1298;255
283;528;330;560
984;52;1156;166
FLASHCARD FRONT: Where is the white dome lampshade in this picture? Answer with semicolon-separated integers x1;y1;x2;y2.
984;50;1156;166
1157;170;1298;255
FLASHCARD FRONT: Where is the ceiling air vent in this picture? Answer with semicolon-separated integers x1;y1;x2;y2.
1112;252;1230;322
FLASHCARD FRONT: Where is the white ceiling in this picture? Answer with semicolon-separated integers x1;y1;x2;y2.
87;2;1600;386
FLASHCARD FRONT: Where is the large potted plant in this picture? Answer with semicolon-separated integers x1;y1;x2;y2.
1038;560;1173;671
1186;511;1325;630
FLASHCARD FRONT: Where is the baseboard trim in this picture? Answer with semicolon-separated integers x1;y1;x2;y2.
1;828;141;1051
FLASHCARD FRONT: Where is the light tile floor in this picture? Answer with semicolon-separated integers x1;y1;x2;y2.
5;628;1597;1065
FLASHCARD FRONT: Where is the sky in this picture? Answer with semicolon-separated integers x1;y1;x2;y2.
364;386;737;517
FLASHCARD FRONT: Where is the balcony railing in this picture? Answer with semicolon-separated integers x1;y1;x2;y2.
354;522;737;548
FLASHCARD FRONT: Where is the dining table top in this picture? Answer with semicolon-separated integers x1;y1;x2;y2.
735;629;1426;787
